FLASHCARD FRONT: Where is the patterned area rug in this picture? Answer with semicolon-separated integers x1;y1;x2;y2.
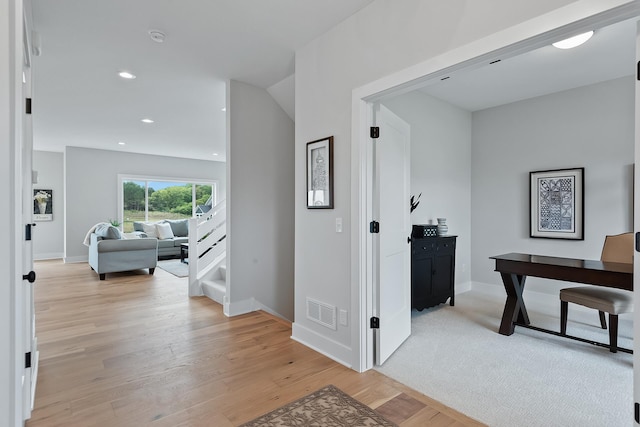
240;385;398;427
156;259;188;277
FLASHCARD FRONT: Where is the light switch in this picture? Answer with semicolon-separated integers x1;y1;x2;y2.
339;309;348;326
336;217;343;233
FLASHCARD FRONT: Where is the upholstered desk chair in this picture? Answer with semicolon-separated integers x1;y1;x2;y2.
560;232;634;353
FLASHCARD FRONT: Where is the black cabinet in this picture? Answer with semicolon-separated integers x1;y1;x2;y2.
411;235;456;311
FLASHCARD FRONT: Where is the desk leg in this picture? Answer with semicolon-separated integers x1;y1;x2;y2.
499;273;530;335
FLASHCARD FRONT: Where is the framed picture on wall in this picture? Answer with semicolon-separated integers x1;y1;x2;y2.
306;136;334;209
33;189;53;221
530;167;584;240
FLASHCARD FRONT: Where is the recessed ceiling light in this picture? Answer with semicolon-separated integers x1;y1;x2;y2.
118;71;136;79
141;118;154;124
552;31;594;49
118;141;126;145
212;153;219;156
221;107;226;112
148;30;166;43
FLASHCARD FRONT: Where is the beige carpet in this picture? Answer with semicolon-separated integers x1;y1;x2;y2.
240;385;398;427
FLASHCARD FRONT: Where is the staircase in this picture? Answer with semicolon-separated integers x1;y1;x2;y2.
201;264;226;304
188;200;226;304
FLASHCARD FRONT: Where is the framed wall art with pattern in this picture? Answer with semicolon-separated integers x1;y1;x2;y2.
530;167;584;240
306;136;334;209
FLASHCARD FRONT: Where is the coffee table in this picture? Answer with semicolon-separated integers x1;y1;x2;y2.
180;243;189;264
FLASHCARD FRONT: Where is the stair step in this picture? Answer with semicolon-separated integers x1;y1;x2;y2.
202;279;226;305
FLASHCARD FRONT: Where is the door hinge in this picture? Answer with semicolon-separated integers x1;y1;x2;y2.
26;98;32;115
370;126;379;139
369;221;379;233
25;352;31;369
370;317;380;329
26;223;35;241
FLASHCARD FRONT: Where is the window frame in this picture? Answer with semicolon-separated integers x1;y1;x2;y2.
117;174;218;229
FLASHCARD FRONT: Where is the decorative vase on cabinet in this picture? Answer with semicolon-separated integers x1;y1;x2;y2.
437;218;448;236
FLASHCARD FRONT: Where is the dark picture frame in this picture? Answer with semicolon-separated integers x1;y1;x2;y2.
530;167;584;240
33;189;53;221
306;136;334;209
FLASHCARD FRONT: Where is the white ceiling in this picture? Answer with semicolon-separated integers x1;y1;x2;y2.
30;0;374;161
30;3;637;163
419;17;637;111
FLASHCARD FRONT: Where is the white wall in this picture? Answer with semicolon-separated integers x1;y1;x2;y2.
471;76;634;294
293;0;602;367
65;147;226;262
33;150;64;259
227;80;295;320
382;91;472;289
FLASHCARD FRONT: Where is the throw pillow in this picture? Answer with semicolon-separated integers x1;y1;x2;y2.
165;219;189;237
133;221;146;232
156;222;175;240
142;222;158;238
94;223;122;240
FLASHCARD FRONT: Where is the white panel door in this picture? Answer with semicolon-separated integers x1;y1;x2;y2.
374;104;411;365
21;8;37;417
634;20;640;427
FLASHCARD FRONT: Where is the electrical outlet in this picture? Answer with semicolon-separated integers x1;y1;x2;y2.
339;309;348;326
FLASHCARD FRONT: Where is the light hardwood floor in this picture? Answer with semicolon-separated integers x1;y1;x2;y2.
27;260;485;427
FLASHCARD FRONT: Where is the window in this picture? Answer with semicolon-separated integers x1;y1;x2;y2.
118;176;217;232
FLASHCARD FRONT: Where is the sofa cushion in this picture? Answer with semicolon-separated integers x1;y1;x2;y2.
156;239;176;249
94;223;121;240
173;236;188;246
133;221;146;232
165;219;189;237
156;222;175;240
142;223;158;238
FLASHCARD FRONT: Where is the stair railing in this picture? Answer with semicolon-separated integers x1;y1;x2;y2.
188;199;226;296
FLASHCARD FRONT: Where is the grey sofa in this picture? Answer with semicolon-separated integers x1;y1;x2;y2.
133;219;189;259
88;232;158;280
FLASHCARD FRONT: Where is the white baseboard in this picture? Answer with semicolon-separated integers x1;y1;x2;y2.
64;255;87;263
223;296;290;323
291;322;353;369
34;252;63;261
455;280;472;294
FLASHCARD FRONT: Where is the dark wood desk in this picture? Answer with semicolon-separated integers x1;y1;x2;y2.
490;253;633;339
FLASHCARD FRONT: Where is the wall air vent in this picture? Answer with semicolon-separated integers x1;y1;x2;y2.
306;297;337;330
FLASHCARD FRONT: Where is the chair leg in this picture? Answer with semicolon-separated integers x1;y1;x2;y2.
608;314;618;353
560;301;568;335
598;311;607;329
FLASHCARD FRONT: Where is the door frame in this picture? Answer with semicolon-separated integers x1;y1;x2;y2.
350;0;640;372
2;0;27;425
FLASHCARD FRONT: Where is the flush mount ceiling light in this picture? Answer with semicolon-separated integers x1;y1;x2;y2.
141;118;154;124
118;71;136;79
118;141;126;145
221;107;226;112
148;30;166;43
212;153;219;156
552;31;594;49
